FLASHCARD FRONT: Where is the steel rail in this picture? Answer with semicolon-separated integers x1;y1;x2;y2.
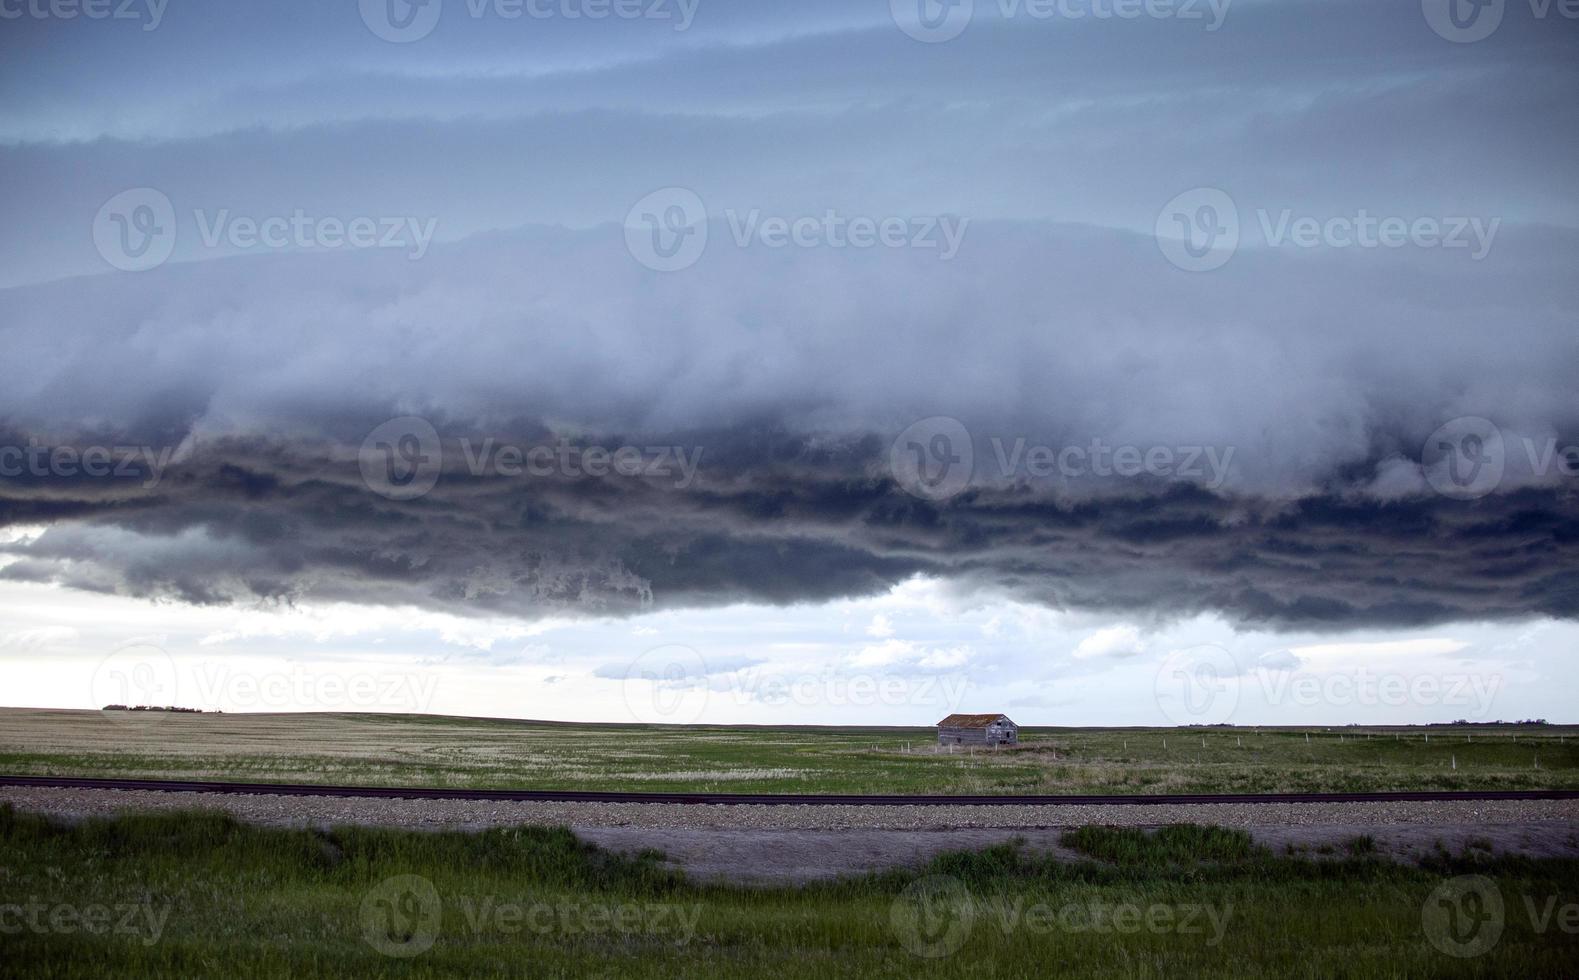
3;774;1576;806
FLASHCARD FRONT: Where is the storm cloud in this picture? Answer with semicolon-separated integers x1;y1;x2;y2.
1;0;1575;635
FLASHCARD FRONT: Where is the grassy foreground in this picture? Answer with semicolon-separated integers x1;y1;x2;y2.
2;708;1576;796
1;806;1576;978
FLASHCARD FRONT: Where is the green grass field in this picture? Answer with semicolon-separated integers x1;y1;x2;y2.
2;806;1576;978
1;708;1575;795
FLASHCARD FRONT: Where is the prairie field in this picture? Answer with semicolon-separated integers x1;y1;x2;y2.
2;806;1576;978
1;708;1575;796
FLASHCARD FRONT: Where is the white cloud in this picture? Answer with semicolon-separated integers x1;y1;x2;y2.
1073;625;1145;660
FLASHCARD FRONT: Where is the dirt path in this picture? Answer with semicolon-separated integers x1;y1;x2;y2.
578;823;1579;885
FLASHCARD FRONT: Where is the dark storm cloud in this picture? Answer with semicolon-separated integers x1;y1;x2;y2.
1;216;1576;635
2;2;1575;631
1;421;1575;628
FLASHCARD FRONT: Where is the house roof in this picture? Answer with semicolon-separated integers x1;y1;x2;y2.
936;713;1015;728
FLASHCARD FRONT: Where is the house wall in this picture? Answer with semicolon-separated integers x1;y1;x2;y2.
937;723;1018;745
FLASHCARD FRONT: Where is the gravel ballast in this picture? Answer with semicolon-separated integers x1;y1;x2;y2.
7;786;1576;884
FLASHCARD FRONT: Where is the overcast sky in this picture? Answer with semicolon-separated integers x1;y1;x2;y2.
1;0;1575;725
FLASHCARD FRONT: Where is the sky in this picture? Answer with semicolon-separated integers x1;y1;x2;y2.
0;0;1576;726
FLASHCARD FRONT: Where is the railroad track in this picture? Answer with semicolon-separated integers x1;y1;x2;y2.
4;774;1577;806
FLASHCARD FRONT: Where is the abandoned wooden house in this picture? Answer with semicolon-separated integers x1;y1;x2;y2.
935;713;1019;747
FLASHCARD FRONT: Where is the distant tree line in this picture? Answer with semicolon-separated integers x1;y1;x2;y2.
101;705;214;713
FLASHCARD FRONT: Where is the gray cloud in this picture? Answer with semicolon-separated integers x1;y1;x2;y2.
1;1;1575;635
